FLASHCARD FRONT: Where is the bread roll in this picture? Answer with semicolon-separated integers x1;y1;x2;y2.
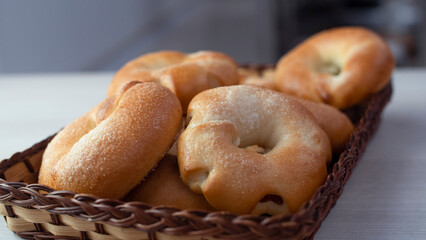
39;82;182;199
125;155;214;211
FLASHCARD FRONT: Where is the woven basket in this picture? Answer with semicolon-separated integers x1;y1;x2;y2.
0;65;392;240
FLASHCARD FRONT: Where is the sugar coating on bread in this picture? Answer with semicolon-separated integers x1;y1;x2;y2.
179;85;331;215
39;82;182;199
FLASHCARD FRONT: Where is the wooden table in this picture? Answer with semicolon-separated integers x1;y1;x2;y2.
0;69;425;239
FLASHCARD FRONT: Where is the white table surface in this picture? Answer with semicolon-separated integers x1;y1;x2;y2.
0;69;425;239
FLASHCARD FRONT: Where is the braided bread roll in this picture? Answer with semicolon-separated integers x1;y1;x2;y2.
39;82;182;199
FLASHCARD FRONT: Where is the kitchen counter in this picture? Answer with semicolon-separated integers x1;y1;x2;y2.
0;69;425;239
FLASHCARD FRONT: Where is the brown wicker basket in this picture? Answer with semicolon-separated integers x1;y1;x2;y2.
0;65;392;240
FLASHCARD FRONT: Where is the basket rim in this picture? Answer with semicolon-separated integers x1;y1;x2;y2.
0;74;393;239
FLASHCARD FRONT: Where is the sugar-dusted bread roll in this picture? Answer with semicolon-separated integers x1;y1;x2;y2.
178;85;331;215
39;82;182;199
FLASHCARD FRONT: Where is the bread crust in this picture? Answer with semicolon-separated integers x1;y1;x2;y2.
238;68;277;90
125;155;214;211
291;97;354;153
108;51;239;111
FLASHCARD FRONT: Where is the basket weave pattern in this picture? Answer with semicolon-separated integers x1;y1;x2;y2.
0;73;392;240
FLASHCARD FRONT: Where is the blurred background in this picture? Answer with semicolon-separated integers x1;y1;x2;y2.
0;0;425;73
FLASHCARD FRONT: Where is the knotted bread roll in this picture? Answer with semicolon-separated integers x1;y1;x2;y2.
39;82;182;199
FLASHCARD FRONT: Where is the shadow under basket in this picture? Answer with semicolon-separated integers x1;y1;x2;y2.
0;67;392;240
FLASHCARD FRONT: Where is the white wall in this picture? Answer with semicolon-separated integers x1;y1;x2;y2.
0;0;277;73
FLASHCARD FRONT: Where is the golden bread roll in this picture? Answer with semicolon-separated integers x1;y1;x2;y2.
238;68;277;90
275;27;394;109
39;82;182;199
291;97;354;154
125;155;214;211
108;50;239;111
178;85;331;215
